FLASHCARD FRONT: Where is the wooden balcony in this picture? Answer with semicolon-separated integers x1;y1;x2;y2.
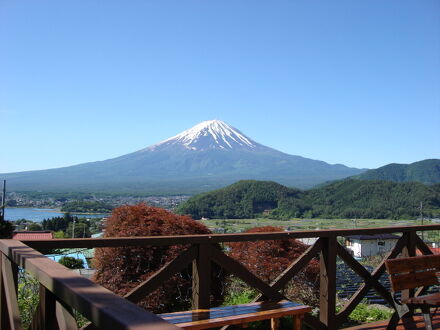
1;224;440;330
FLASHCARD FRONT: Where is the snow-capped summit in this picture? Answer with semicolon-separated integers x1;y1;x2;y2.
1;119;365;193
147;120;264;151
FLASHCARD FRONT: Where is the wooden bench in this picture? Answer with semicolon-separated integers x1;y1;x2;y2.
159;300;311;330
385;254;440;330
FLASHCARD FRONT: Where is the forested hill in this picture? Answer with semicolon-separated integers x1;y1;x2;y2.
176;179;440;220
176;180;305;219
306;179;440;219
354;159;440;184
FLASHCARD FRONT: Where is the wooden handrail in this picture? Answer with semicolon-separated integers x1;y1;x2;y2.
0;239;179;330
21;224;440;250
1;224;439;330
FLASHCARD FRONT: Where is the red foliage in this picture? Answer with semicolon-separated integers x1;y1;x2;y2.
228;226;319;284
93;203;223;313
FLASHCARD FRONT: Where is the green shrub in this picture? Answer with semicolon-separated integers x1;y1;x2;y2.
18;272;39;329
223;288;256;305
58;256;84;269
336;303;394;326
18;271;90;328
349;304;393;323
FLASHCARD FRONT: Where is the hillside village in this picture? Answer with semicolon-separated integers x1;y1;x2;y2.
5;191;190;210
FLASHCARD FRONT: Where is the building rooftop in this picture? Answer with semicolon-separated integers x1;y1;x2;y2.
12;230;54;240
345;233;400;240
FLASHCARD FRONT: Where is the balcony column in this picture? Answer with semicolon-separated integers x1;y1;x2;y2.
401;231;418;302
192;243;211;309
319;236;337;330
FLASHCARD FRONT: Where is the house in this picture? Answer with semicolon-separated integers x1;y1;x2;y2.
344;233;400;258
12;230;54;240
297;237;319;246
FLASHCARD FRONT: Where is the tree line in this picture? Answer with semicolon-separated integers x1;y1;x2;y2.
40;214;103;238
176;179;440;220
60;201;113;213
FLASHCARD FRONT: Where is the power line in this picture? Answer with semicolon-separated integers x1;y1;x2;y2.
0;180;5;222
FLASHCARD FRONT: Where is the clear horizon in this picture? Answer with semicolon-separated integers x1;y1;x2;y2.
1;1;439;173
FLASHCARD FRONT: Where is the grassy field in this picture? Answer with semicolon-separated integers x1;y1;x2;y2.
200;217;427;233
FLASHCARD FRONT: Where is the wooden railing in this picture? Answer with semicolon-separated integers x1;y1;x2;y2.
1;224;440;330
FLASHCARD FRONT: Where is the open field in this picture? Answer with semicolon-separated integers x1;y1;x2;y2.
200;217;427;233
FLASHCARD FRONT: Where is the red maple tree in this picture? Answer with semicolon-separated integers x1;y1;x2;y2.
228;226;319;284
93;203;224;313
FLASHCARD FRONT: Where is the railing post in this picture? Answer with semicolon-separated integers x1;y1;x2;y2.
0;253;21;330
33;285;58;330
401;231;418;303
402;231;417;258
192;243;211;310
319;236;337;330
0;253;11;330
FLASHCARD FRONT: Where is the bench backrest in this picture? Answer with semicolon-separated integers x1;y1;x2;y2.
385;254;440;292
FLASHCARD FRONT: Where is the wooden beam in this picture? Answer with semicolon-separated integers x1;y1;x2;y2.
0;239;180;330
1;255;22;330
401;232;417;302
336;243;394;305
210;247;284;301
271;238;323;291
414;234;433;256
251;238;323;305
319;236;337;330
34;285;58;330
336;233;408;326
124;246;197;303
19;224;440;250
192;244;211;310
406;231;418;257
0;253;12;330
55;301;78;330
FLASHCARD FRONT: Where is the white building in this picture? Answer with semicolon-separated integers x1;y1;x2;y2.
344;234;400;258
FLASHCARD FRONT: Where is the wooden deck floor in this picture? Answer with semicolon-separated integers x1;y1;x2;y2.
344;312;440;329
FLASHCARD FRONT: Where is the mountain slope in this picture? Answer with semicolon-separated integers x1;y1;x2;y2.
307;179;440;219
1;120;365;193
176;180;306;219
355;159;440;185
177;179;440;220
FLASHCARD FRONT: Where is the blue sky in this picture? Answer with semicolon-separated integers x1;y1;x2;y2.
1;0;439;173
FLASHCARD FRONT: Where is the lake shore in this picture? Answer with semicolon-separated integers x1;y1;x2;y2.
4;207;109;222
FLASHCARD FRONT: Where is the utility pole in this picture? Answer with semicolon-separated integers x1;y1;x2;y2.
72;218;76;239
420;201;424;241
0;180;5;222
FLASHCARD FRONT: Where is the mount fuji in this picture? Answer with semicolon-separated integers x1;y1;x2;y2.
1;120;365;193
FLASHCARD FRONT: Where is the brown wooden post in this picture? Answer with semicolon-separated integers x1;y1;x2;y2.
401;231;417;303
1;254;22;330
0;253;11;330
36;285;58;330
192;243;211;310
0;250;19;330
55;301;79;330
319;236;337;330
406;231;417;257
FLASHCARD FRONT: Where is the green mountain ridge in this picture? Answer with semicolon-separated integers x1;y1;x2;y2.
354;159;440;184
177;179;440;220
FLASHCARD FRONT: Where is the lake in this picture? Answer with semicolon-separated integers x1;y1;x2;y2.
4;207;108;222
